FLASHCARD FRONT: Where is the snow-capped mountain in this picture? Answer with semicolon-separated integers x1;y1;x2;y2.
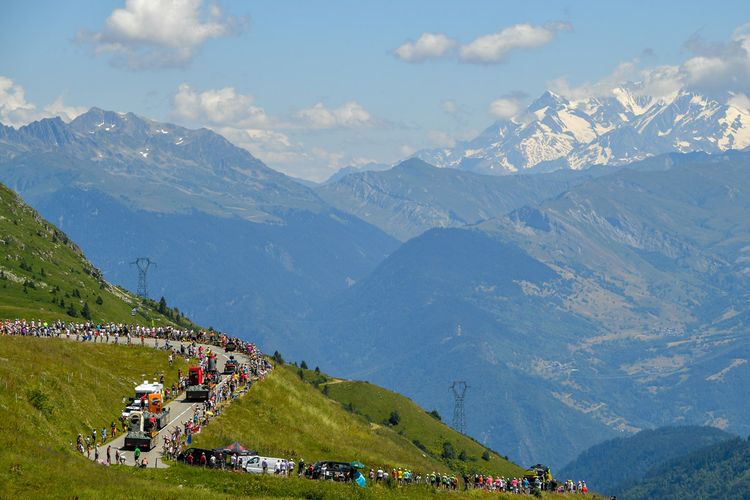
416;88;750;174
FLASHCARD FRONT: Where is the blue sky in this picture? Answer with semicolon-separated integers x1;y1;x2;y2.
1;0;750;180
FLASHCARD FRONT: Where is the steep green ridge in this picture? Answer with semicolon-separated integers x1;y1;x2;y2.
559;426;734;495
319;376;525;477
191;364;526;478
0;183;192;326
621;436;750;500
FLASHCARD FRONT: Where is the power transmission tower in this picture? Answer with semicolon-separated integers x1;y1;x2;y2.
450;381;468;434
131;257;156;298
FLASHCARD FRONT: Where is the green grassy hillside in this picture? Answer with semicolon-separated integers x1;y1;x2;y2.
621;437;750;500
559;425;734;495
0;183;193;327
193;364;524;478
1;336;554;499
192;364;450;474
318;375;526;477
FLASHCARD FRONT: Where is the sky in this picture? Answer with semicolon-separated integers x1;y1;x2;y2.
1;0;750;181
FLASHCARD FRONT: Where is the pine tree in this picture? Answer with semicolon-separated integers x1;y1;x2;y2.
81;302;91;320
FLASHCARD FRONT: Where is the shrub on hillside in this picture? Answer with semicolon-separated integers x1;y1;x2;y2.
26;388;54;417
388;410;401;426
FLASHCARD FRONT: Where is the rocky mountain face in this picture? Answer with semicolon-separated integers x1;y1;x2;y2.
0;109;398;347
416;88;750;175
308;152;750;469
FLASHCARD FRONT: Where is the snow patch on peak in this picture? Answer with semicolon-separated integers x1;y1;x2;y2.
611;87;654;116
557;111;597;143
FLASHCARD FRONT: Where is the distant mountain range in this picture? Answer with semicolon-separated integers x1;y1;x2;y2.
317;157;611;240
415;88;750;175
0;108;319;221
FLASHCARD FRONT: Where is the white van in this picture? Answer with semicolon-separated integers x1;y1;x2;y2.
243;455;285;475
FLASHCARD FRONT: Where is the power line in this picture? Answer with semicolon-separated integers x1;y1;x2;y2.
130;257;156;298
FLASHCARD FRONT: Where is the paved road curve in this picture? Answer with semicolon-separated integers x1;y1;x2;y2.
87;338;252;468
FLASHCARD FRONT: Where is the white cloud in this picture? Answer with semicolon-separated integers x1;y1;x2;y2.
459;22;571;64
295;101;374;129
173;84;298;173
489;97;524;119
728;92;750;113
441;99;459;115
0;76;36;126
677;27;750;94
215;126;292;152
42;97;88;123
399;144;417;157
548;59;643;99
394;23;570;65
173;83;270;128
427;130;456;148
0;76;85;127
170;84;382;181
394;33;457;62
77;0;242;68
